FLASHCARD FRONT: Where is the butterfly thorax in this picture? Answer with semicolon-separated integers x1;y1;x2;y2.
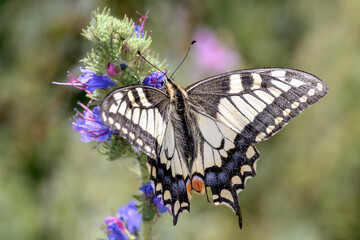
164;78;188;106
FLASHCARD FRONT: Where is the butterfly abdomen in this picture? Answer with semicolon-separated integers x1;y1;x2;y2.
165;79;195;163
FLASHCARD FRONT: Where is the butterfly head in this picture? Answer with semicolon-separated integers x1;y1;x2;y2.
163;77;177;100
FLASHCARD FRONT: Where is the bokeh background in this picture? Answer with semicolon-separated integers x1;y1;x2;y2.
1;0;359;239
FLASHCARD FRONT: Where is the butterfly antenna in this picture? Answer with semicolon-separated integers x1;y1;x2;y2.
170;40;196;79
137;51;167;77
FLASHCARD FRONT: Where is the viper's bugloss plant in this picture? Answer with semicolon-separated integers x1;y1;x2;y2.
56;8;169;240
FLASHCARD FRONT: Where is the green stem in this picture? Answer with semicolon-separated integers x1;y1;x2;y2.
140;221;153;240
137;152;154;240
138;152;150;186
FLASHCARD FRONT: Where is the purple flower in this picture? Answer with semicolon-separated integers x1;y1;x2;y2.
79;67;115;92
104;217;129;240
117;201;141;235
103;201;141;240
71;103;113;142
140;182;169;214
133;10;149;38
107;63;118;77
142;71;167;89
52;68;115;93
192;28;241;76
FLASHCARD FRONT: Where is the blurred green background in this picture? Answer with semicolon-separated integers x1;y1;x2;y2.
1;0;359;239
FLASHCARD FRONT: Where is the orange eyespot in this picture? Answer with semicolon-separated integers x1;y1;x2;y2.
191;176;205;194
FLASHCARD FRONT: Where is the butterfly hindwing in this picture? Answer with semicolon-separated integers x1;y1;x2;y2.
186;68;329;142
102;84;193;224
148;115;192;225
100;85;170;157
189;110;259;228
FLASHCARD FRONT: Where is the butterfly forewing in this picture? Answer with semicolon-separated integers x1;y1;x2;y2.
100;85;170;157
186;68;329;143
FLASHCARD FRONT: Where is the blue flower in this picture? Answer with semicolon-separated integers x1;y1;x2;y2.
71;104;113;142
103;201;141;240
79;67;115;92
153;197;168;214
52;68;115;93
142;71;167;89
104;217;129;240
134;24;145;38
140;182;169;214
117;201;141;235
139;182;154;198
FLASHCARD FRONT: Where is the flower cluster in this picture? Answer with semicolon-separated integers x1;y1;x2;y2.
54;9;168;160
103;182;169;240
103;201;141;240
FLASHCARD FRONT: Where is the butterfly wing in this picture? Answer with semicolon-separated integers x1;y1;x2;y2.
186;68;328;227
186;68;329;143
100;85;170;157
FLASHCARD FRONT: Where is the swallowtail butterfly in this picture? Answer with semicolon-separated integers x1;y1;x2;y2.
100;68;328;228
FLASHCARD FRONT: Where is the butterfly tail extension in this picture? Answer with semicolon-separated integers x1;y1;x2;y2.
205;140;259;229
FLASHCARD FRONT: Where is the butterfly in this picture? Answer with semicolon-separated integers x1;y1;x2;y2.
100;68;328;228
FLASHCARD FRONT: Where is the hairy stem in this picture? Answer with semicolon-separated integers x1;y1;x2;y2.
138;152;153;240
